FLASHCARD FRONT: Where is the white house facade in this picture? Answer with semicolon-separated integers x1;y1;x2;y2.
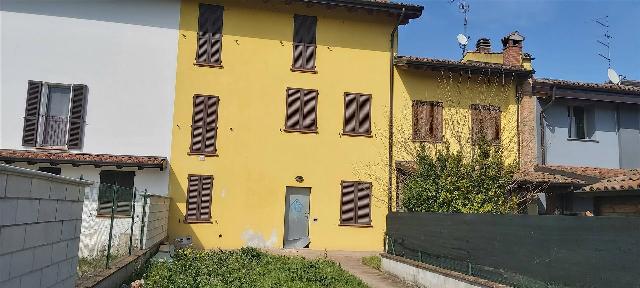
1;0;181;256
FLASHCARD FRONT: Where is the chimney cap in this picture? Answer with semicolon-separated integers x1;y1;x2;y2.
502;31;525;47
475;38;491;52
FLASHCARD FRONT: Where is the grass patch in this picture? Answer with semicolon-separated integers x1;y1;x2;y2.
361;255;381;271
77;251;126;278
144;247;368;288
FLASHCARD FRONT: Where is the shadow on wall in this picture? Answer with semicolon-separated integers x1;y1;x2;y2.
0;0;180;30
166;165;205;249
544;99;618;133
177;0;390;52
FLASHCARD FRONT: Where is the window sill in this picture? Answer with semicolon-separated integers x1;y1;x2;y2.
184;219;212;224
567;138;599;143
341;132;372;138
290;68;317;74
35;146;69;151
283;128;318;134
411;139;443;144
96;214;132;219
188;152;219;157
338;223;373;228
194;62;223;69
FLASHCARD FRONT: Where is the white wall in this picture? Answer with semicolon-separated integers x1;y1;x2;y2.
0;0;180;157
10;163;168;196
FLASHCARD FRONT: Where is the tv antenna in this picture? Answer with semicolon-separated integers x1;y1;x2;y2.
451;0;470;57
594;16;612;68
594;16;623;84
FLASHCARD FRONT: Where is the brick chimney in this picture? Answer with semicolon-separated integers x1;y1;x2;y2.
501;31;524;67
475;38;491;53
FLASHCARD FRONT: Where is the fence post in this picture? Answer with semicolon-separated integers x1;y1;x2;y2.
139;189;148;250
128;187;137;256
106;185;117;268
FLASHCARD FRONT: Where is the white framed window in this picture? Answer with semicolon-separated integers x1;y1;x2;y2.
22;80;88;149
568;106;592;140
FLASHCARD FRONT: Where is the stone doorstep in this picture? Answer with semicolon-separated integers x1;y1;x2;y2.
380;253;509;288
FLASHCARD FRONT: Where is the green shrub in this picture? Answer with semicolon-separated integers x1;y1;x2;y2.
361;256;381;271
144;247;368;288
401;141;518;214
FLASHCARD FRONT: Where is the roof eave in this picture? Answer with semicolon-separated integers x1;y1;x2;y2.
395;58;533;77
0;154;166;171
293;0;423;23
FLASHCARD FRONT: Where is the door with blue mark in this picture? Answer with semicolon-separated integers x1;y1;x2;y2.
284;187;310;249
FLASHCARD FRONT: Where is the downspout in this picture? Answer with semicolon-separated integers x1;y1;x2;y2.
388;8;405;213
539;85;556;165
516;80;522;169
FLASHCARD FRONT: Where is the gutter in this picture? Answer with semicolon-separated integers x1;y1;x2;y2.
388;8;405;212
539;85;556;165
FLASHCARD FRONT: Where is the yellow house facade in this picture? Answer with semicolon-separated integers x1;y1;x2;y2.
392;34;534;208
168;0;423;251
167;0;534;251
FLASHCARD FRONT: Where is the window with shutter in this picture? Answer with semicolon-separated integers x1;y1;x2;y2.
470;104;501;144
22;81;43;146
340;181;372;226
343;93;372;136
195;3;223;66
186;174;213;223
190;95;219;155
292;14;317;72
21;81;87;149
285;88;318;132
97;171;135;217
412;101;443;142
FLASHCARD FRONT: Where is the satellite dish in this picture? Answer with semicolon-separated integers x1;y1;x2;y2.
608;68;621;85
457;34;468;46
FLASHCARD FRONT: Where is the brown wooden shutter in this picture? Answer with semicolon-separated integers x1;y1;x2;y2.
412;101;427;141
292;15;317;70
67;84;88;149
186;175;201;221
343;93;357;134
433;102;443;142
301;90;318;131
203;97;219;154
340;181;372;225
196;4;223;65
340;181;356;224
470;104;500;144
357;94;371;135
186;174;213;222
198;175;213;221
356;182;371;224
304;44;316;70
413;101;442;142
22;81;43;147
470;104;482;143
490;107;501;143
285;89;302;130
190;95;219;155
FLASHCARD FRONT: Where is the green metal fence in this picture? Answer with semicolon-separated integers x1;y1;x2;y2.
385;212;640;288
77;183;151;279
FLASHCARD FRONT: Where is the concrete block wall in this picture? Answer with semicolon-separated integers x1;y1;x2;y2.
0;164;92;288
141;196;169;249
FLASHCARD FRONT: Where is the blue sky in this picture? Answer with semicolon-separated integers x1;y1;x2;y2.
398;0;640;83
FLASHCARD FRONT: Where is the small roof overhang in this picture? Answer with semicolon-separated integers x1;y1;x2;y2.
533;78;640;104
395;56;534;77
0;149;167;171
291;0;423;24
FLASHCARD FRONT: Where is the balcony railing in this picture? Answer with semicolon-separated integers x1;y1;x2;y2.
41;115;69;147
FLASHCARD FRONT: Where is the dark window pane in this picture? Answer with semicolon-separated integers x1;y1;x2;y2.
97;170;135;216
38;167;61;175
